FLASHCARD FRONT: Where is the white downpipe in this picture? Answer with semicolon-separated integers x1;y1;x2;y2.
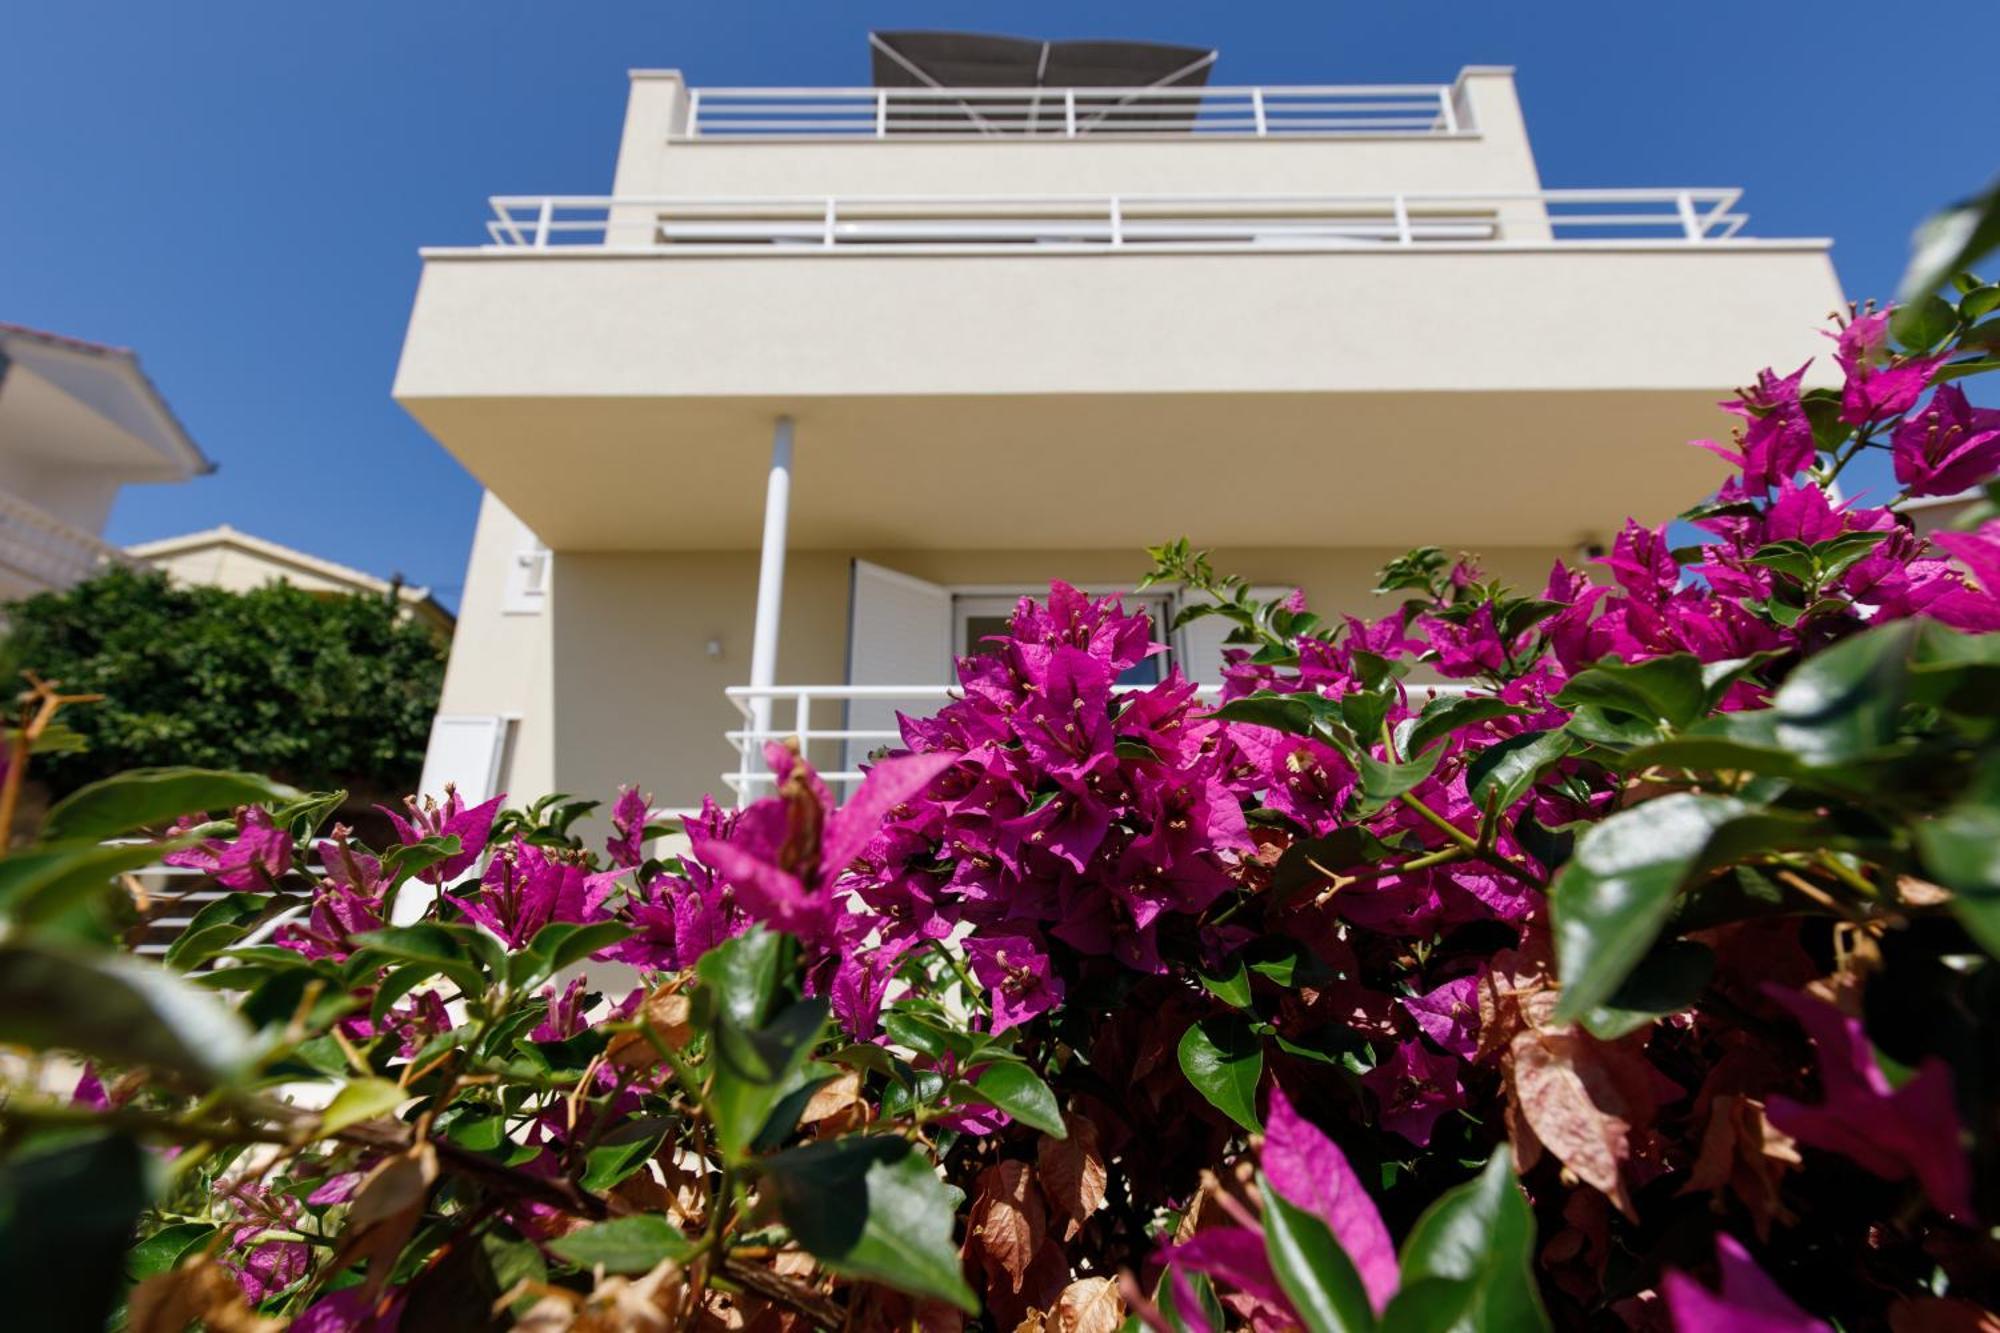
746;417;795;803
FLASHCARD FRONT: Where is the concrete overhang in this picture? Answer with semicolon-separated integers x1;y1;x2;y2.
395;243;1844;552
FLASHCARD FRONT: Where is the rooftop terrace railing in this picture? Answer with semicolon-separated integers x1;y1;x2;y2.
0;488;139;593
472;189;1753;254
681;84;1465;140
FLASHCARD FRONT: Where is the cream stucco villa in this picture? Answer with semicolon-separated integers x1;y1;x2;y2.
393;34;1845;812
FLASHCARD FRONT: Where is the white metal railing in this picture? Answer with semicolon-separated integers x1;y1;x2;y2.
477;189;1750;253
724;680;1474;801
682;84;1464;140
0;489;138;592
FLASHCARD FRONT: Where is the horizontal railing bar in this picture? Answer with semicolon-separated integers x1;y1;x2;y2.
492;188;1741;208
690;83;1454;98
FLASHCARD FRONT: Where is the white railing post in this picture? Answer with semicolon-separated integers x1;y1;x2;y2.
1393;194;1413;246
747;418;795;784
534;198;553;249
686;88;701;139
795;691;811;764
875;88;887;138
1438;86;1459;135
1676;190;1704;243
1064;88;1076;138
1109;196;1124;248
823;197;836;248
1251;87;1268;137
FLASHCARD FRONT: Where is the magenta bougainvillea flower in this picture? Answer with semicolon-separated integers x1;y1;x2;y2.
1696;362;1817;490
1893;384;2000;497
604;785;653;869
1761;984;1974;1222
1832;312;1949;424
1663;1234;1829;1333
449;842;596;950
378;787;504;885
963;933;1064;1032
164;805;291;890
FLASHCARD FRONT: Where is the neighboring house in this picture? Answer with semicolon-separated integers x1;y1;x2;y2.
0;322;210;600
393;34;1846;812
127;524;455;637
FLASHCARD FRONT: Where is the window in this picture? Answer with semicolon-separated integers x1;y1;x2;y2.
953;591;1171;686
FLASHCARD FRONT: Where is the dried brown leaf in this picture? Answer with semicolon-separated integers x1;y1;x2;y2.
128;1258;282;1333
1509;1029;1635;1219
1037;1113;1107;1242
608;988;694;1069
1055;1276;1124;1333
968;1160;1046;1295
1680;1093;1799;1240
327;1140;439;1308
800;1070;866;1136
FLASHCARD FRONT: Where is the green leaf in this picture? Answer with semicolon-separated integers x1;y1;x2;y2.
351;924;488;1000
967;1062;1065;1137
510;920;633;990
126;1220;216;1282
1257;1173;1376;1333
581;1117;671;1191
1465;731;1571;812
1199;955;1254;1008
1896;181;2000;326
1579;941;1716;1041
0;836;199;934
41;767;300;843
695;926;786;1030
709;999;829;1161
1916;762;2000;956
547;1216;694;1274
1560;654;1706;725
1402;696;1529;757
1383;1149;1549;1333
1353;747;1444;817
1211;691;1355;748
1552;795;1830;1021
1772;621;1914;764
321;1077;406;1135
0;940;257;1086
162;891;272;971
761;1135;978;1313
1;1135;155;1332
1178;1016;1263;1132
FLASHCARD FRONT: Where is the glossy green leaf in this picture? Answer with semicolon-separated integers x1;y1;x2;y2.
1896;180;2000;325
351;924;488;1000
1257;1173;1376;1333
1556;655;1706;732
967;1062;1066;1137
1354;747;1444;817
547;1216;694;1274
695;926;786;1029
1211;691;1355;748
1772;621;1914;765
0;940;257;1085
126;1220;216;1282
709;998;829;1161
1402;696;1530;757
1916;765;2000;956
1199;955;1253;1008
510;920;633;990
1382;1149;1549;1333
321;1077;406;1135
41;767;299;842
581;1117;671;1191
1;1135;154;1332
0;836;199;934
761;1135;979;1313
1178;1016;1263;1132
1465;730;1571;812
1579;940;1716;1040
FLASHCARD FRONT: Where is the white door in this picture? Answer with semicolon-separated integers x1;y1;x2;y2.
417;713;511;804
845;561;953;772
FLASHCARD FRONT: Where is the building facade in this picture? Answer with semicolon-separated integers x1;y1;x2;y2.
0;323;209;601
395;52;1845;812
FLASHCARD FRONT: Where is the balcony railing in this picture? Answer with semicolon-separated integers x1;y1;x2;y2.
475;189;1752;254
682;84;1464;140
723;681;1474;801
0;488;138;593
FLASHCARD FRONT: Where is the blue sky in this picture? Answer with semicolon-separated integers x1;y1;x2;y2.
2;1;1993;607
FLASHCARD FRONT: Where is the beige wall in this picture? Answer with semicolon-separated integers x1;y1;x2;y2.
515;542;1571;810
437;493;557;797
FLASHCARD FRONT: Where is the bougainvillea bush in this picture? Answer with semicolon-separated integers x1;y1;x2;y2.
5;265;2000;1331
